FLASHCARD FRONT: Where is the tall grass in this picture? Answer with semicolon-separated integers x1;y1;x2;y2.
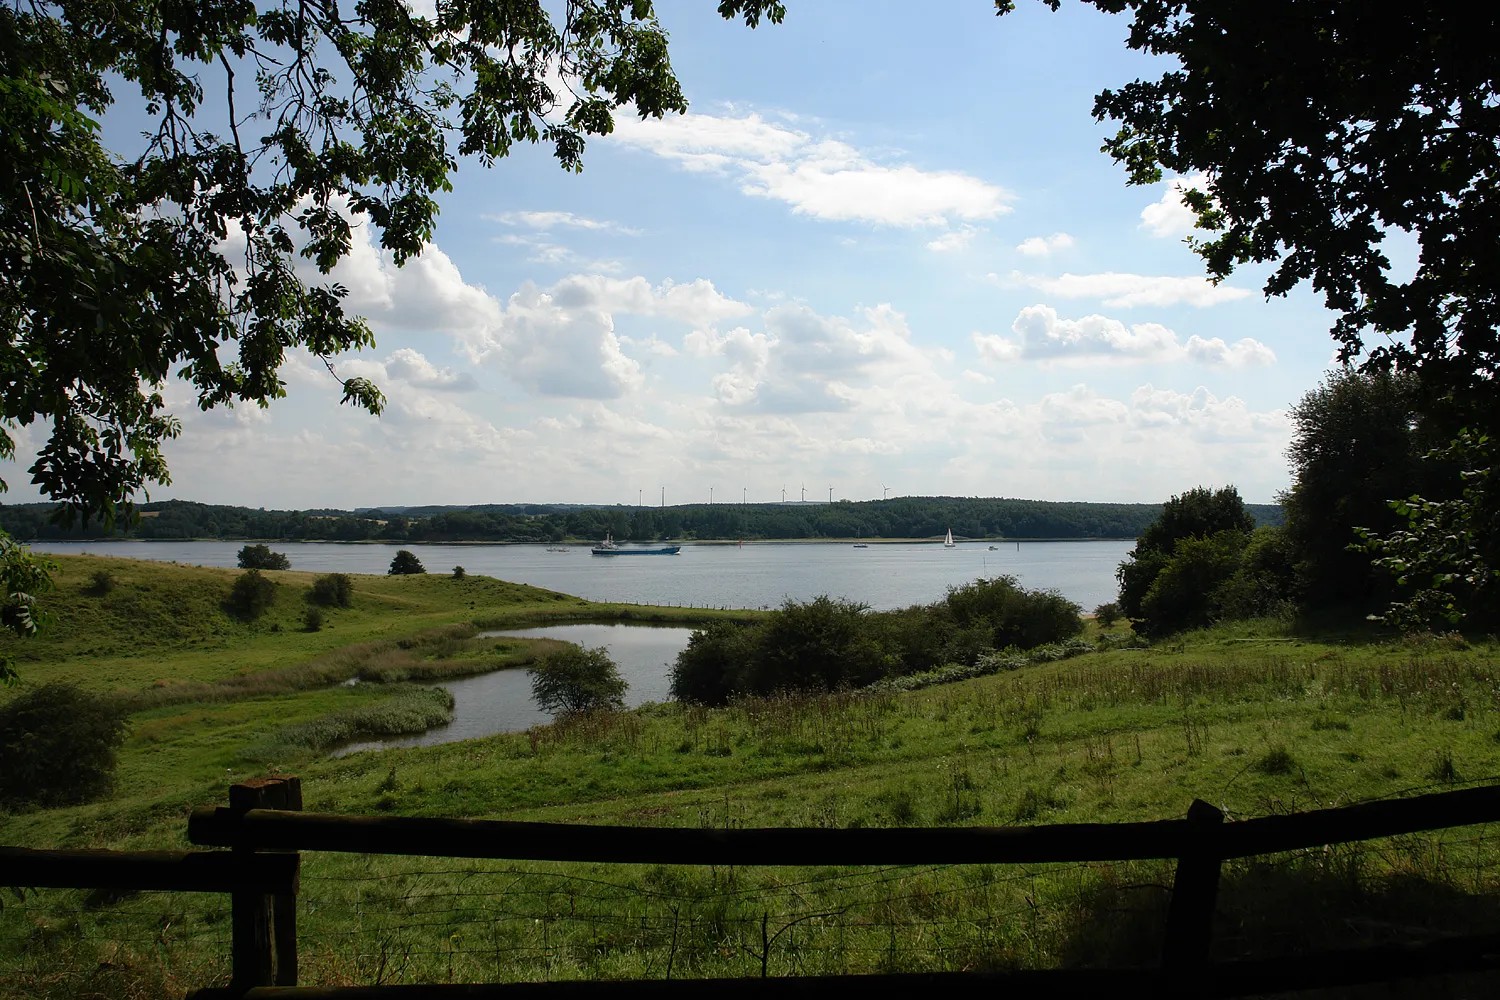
113;627;567;714
240;687;456;761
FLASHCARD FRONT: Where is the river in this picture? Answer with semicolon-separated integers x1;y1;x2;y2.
30;538;1133;612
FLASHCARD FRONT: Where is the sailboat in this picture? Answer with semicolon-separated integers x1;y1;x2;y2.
944;528;956;549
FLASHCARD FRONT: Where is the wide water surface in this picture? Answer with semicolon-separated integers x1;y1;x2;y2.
335;623;693;754
33;538;1133;612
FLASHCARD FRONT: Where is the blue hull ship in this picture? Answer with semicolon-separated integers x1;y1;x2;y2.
590;533;681;556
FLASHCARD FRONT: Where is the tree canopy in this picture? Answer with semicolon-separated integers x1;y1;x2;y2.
1008;2;1500;431
2;0;783;526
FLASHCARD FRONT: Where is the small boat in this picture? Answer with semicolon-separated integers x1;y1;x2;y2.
988;545;998;551
546;545;571;553
591;533;681;556
853;543;869;549
944;528;956;549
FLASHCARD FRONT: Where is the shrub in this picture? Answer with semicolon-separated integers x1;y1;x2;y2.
945;576;1084;649
0;683;127;808
227;569;277;621
237;543;290;570
1211;526;1298;622
451;565;466;580
529;645;627;715
1093;602;1121;627
1137;531;1248;638
670;621;763;706
388;549;425;575
87;569;117;596
303;607;324;632
309;573;354;607
749;596;893;694
1255;745;1297;776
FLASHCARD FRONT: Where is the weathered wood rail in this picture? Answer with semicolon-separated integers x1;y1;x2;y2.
3;776;1499;998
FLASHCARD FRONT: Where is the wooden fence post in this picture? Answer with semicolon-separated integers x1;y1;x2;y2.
1161;798;1224;979
228;776;302;991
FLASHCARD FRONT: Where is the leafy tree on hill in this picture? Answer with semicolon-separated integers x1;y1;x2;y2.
0;0;784;676
227;569;277;621
1118;487;1254;623
237;544;290;571
0;682;127;807
1282;369;1449;612
388;550;425;576
529;646;627;716
1008;2;1500;626
309;573;354;608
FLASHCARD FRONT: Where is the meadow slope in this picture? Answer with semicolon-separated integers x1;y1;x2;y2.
2;557;1499;997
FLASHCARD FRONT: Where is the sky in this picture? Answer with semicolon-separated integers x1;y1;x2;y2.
12;1;1347;509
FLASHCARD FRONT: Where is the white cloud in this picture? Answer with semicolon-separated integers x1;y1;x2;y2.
1131;384;1289;441
383;348;479;392
974;305;1275;368
926;227;980;252
1183;334;1277;368
1002;270;1251;308
960;369;994;385
487;211;640;235
321;220;754;399
1141;173;1210;238
612;111;1011;227
1016;233;1074;257
494;234;624;272
620;333;680;357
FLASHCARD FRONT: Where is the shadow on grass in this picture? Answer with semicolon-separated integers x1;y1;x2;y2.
1058;853;1500;997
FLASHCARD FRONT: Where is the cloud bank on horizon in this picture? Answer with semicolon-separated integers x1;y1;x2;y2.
2;5;1331;509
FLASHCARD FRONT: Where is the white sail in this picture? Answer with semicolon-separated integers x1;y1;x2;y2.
944;528;955;548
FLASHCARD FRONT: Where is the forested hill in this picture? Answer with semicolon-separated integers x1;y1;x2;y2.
0;497;1283;544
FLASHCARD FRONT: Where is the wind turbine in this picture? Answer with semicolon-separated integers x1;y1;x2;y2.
709;486;714;504
742;487;747;505
781;486;786;503
882;483;891;500
828;484;834;503
800;483;806;503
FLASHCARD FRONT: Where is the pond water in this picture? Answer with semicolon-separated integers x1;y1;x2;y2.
334;623;695;756
32;538;1133;612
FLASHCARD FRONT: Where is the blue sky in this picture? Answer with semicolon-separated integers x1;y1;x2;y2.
13;1;1345;509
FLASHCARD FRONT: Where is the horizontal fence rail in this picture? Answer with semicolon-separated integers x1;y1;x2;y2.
7;776;1500;998
187;784;1500;866
0;845;298;894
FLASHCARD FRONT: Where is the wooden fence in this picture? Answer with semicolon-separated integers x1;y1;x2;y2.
5;775;1500;998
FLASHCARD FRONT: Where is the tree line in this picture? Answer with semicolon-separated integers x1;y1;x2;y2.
0;496;1284;545
1115;368;1493;636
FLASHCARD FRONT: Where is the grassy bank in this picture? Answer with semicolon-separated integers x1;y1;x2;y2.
2;558;1499;996
0;554;755;694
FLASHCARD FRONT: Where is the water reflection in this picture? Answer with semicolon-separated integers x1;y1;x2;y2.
334;623;694;755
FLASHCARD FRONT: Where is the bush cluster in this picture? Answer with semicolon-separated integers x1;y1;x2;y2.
388;549;425;575
237;543;290;570
227;569;277;620
309;572;354;607
0;683;128;808
671;577;1083;705
1117;487;1296;638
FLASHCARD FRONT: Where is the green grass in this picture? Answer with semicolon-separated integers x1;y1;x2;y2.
3;557;1500;996
0;554;755;693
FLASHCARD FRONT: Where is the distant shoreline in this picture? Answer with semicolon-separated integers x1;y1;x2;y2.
33;536;1139;546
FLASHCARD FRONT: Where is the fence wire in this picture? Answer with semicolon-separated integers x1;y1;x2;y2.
4;822;1500;994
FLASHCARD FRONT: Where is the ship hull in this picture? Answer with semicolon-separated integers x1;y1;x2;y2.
591;546;681;556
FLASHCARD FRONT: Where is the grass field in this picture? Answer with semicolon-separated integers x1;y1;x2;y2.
3;556;1500;997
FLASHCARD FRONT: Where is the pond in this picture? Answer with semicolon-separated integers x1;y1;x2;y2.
334;623;695;755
